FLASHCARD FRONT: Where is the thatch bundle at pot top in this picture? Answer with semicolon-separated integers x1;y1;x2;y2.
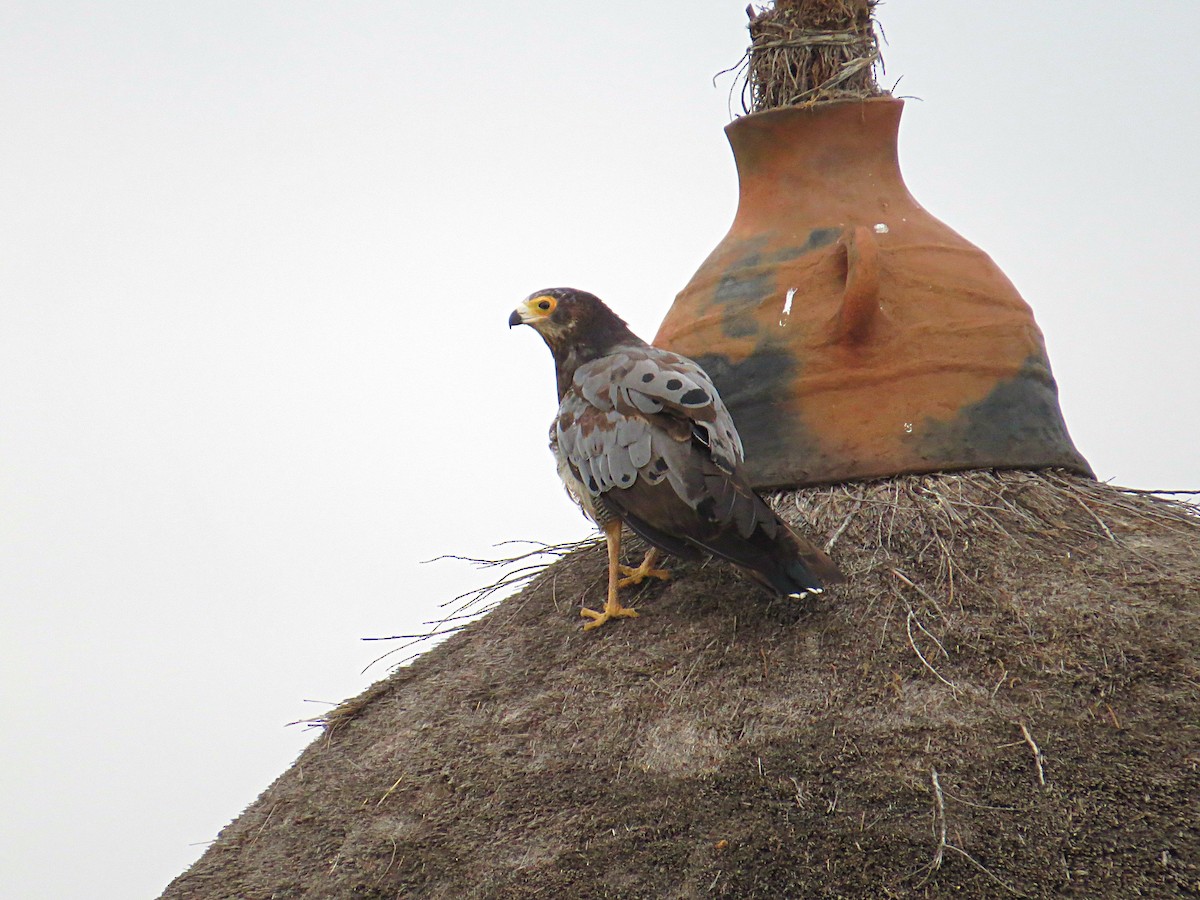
162;472;1199;899
740;0;884;111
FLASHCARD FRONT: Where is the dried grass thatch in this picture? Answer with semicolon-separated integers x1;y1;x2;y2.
735;0;886;112
161;471;1200;898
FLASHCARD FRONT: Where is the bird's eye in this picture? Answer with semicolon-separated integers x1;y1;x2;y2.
529;295;557;315
537;299;552;311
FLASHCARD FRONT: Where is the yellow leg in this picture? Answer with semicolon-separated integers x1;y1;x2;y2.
581;521;640;631
618;547;670;588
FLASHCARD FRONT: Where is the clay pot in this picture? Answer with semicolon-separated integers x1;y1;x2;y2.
655;98;1092;488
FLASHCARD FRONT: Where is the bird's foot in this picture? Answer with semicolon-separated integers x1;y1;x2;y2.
617;550;670;589
617;564;670;589
580;600;640;631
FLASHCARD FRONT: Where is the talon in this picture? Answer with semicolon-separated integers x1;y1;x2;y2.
617;565;671;588
617;549;671;588
580;604;640;630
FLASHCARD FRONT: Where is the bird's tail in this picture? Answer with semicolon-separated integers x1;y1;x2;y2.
749;525;845;598
688;484;844;598
614;469;844;599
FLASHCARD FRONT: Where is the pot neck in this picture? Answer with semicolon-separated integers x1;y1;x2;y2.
726;99;910;221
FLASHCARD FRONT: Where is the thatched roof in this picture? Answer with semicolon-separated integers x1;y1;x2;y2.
161;471;1199;898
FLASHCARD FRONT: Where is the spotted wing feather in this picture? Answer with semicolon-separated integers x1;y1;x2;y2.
568;346;739;453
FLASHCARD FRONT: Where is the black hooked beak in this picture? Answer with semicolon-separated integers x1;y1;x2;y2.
508;309;524;328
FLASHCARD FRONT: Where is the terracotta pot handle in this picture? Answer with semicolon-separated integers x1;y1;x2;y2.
830;225;880;344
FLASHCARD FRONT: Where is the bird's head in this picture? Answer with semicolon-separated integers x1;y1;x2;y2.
508;287;577;334
511;286;590;336
509;288;639;358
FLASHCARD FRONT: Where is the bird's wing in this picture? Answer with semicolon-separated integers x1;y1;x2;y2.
572;345;743;470
556;346;768;540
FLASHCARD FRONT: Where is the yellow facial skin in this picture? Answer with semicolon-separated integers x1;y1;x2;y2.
510;294;558;327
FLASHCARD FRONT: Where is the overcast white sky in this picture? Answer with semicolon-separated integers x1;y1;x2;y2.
2;2;1197;897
